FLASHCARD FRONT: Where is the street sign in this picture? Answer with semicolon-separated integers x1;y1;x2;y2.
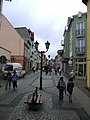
68;60;72;65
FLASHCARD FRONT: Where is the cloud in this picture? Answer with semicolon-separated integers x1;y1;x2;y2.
2;0;87;58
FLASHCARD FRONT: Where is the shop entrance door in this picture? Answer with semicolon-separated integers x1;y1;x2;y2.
76;63;86;79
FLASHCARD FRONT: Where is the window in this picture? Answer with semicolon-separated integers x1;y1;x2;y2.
4;65;13;71
76;22;85;36
76;39;85;52
76;59;86;62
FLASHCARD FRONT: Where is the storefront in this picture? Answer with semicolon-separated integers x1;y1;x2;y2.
75;58;86;79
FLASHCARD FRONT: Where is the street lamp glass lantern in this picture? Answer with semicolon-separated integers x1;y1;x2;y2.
45;41;50;50
34;41;39;51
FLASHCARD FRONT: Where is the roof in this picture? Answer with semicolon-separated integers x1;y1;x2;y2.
15;27;31;41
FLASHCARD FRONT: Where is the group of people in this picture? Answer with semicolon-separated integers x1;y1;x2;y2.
5;70;18;90
57;75;74;103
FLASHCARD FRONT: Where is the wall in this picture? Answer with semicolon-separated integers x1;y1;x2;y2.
0;15;24;56
87;0;90;87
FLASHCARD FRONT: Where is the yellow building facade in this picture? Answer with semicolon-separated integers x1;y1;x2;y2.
82;0;90;88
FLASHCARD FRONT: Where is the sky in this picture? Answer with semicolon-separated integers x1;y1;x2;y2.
2;0;87;58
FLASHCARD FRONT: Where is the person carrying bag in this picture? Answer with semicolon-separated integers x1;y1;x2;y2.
57;77;66;102
67;77;74;103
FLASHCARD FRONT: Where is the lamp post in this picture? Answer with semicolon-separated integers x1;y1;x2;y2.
34;40;50;90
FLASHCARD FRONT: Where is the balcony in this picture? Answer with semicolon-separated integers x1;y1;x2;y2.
75;47;85;55
61;58;69;63
76;29;85;37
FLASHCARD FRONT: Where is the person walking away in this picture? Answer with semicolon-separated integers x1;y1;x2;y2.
45;67;48;75
5;70;12;90
32;67;35;73
59;68;61;76
12;70;18;90
67;77;74;103
57;77;66;102
69;70;75;80
55;69;57;75
49;67;52;75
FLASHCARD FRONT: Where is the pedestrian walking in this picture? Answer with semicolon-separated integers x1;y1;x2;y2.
57;77;66;102
32;67;35;73
69;70;75;80
12;70;18;90
59;68;61;76
67;77;74;103
55;68;57;75
5;70;12;90
49;67;52;75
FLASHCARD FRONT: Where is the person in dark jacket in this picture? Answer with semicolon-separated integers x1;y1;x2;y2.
57;77;66;102
67;77;74;103
5;70;12;90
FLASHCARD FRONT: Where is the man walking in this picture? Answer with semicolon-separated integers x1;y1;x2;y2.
12;70;18;90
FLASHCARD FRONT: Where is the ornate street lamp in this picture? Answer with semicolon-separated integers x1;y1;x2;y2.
34;40;50;90
45;41;50;51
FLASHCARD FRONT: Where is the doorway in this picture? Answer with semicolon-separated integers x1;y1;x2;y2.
76;62;86;79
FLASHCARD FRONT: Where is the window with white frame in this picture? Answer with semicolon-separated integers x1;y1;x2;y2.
70;27;72;53
76;39;85;52
76;21;85;36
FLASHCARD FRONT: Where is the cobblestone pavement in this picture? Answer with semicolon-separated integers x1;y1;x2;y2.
0;72;90;120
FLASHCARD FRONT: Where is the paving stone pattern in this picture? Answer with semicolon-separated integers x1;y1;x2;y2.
8;91;81;120
0;72;90;120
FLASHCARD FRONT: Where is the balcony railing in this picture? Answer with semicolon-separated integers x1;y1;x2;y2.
75;47;85;54
76;29;85;37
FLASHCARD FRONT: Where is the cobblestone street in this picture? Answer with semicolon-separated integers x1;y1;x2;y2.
0;72;90;120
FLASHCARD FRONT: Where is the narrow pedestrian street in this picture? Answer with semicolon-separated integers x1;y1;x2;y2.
0;1;90;120
0;72;90;120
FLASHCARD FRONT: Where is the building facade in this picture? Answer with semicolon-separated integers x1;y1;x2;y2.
15;27;35;72
62;12;87;80
0;14;28;72
82;0;90;88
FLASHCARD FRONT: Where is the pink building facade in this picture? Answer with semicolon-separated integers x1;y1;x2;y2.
0;14;28;70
